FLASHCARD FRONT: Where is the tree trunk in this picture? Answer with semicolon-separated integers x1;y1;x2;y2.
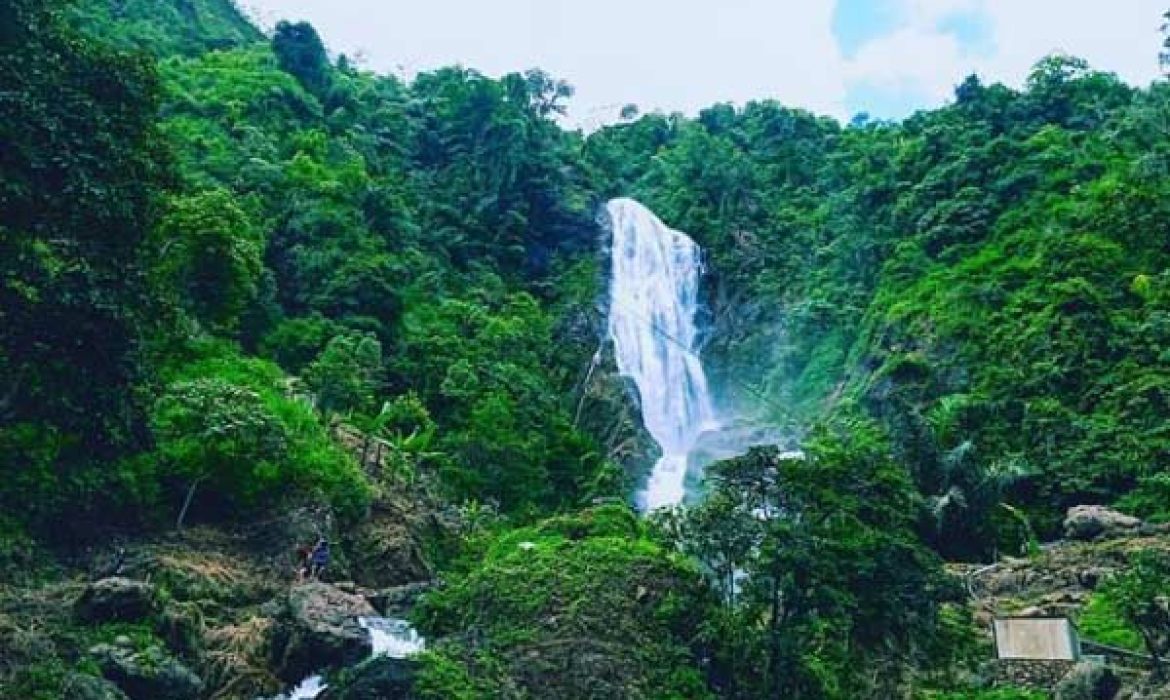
769;577;783;699
176;475;208;530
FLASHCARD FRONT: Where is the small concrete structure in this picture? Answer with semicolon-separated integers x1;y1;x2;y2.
993;617;1081;661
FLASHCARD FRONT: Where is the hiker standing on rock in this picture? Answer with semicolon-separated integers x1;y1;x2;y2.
308;537;330;581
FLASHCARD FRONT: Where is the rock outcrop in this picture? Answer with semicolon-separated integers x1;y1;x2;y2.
75;577;156;623
367;581;434;617
574;348;661;484
89;641;203;700
347;499;432;588
319;656;418;700
1064;506;1142;541
273;582;377;682
1055;661;1121;700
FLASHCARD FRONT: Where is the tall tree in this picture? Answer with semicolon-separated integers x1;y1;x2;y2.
0;0;169;526
669;421;954;699
272;20;331;97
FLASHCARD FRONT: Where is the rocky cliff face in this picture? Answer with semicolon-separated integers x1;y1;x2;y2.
574;343;662;490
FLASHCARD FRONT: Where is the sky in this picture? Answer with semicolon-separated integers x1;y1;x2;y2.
240;0;1168;127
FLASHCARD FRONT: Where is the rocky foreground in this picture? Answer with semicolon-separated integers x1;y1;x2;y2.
0;482;441;700
4;498;1170;699
951;506;1170;700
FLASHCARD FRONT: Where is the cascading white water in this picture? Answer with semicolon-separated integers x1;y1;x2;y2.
606;198;718;510
280;616;425;700
360;616;425;658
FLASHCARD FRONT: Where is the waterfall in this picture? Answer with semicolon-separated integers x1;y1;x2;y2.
606;198;718;510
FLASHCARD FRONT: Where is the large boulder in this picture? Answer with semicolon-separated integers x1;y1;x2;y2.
367;582;434;617
89;642;203;700
1054;660;1120;700
348;500;432;588
75;577;156;623
1063;506;1141;541
319;656;417;700
273;582;377;682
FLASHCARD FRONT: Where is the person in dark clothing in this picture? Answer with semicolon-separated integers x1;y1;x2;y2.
309;538;330;580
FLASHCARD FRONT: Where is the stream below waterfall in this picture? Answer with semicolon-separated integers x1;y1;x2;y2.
280;617;425;700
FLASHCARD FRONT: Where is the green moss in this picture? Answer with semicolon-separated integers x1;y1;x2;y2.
413;650;513;700
85;622;160;649
413;506;714;699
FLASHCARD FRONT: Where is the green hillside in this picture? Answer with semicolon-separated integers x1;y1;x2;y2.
71;0;262;56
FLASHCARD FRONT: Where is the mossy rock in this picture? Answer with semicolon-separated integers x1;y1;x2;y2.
75;578;157;624
319;656;418;699
88;642;203;700
414;507;714;699
62;673;132;700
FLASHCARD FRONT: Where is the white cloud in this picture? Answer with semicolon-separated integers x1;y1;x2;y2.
845;25;967;94
241;0;848;125
844;0;1166;116
979;0;1164;88
240;0;1166;125
904;0;981;23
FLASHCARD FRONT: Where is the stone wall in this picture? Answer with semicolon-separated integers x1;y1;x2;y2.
990;659;1077;691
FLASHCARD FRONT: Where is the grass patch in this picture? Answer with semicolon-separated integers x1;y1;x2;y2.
1078;590;1144;651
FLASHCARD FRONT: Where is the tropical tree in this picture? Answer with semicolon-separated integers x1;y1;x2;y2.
152;378;287;528
154;189;264;334
304;332;383;419
1107;551;1170;678
670;420;955;698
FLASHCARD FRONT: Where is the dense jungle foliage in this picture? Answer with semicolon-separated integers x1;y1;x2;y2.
3;0;1170;697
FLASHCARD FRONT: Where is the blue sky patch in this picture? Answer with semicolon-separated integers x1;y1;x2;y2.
832;0;903;58
844;79;934;122
937;9;995;57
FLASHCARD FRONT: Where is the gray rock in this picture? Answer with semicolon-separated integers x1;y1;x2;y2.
319;656;417;700
348;501;433;589
1064;506;1141;541
367;581;434;616
89;643;203;700
273;582;377;682
1055;660;1120;700
62;673;131;700
76;577;156;623
1078;568;1111;590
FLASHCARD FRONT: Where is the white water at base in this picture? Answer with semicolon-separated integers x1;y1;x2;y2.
285;675;326;700
606;198;718;511
280;616;425;700
360;616;426;658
